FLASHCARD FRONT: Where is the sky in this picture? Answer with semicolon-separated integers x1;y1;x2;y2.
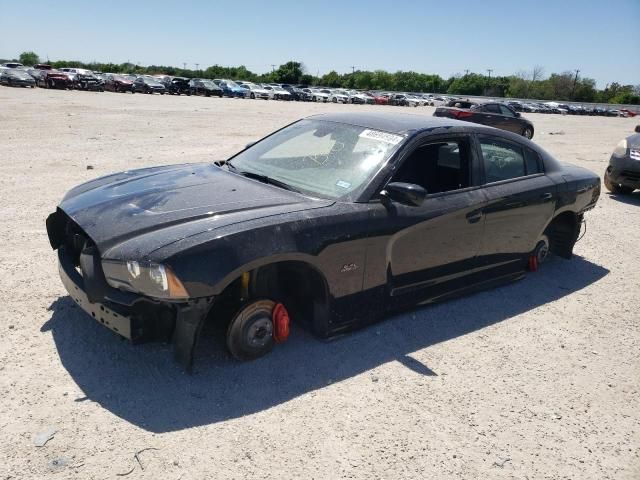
1;0;638;88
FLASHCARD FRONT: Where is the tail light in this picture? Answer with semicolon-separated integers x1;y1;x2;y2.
454;110;474;119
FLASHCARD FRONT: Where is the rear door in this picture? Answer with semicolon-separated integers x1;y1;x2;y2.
475;134;556;268
497;104;522;134
473;103;501;128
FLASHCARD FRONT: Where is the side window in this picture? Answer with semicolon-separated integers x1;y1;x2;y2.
499;105;514;117
524;146;543;174
392;139;471;194
479;137;526;183
482;104;501;114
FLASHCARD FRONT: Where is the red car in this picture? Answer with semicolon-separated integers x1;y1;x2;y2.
104;74;135;93
620;109;637;118
37;69;73;89
369;92;389;105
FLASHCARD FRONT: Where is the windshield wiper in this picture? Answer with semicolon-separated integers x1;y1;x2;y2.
225;163;301;193
240;171;301;193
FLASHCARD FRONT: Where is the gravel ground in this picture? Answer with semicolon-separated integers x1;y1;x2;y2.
0;87;638;480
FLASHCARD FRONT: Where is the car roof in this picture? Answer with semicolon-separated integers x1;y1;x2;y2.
307;112;477;135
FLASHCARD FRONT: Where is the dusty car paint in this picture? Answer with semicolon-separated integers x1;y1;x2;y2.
46;113;600;370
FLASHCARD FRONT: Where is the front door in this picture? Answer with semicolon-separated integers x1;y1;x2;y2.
364;135;487;307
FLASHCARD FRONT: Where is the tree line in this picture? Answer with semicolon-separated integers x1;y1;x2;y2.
8;51;640;105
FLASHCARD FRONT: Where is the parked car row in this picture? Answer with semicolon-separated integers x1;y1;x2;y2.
505;100;635;117
1;63;637;117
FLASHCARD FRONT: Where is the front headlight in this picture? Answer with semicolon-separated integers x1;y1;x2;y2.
102;260;189;299
613;138;628;157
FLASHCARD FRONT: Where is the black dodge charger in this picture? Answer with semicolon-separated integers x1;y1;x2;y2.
46;113;600;370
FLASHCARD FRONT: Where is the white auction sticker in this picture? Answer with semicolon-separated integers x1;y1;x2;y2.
359;129;404;145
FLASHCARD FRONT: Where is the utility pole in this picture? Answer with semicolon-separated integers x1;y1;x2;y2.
195;63;199;72
271;64;276;72
486;69;493;79
351;65;356;74
183;62;187;70
464;69;469;76
571;69;580;100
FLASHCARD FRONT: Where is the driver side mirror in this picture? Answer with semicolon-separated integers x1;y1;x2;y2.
515;111;521;117
380;182;427;207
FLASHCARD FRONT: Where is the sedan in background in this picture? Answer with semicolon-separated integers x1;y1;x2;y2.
164;77;191;95
133;76;166;94
189;78;223;97
104;74;135;93
435;102;535;139
0;68;36;87
242;82;270;99
310;88;331;102
329;90;350;103
213;79;247;98
604;125;640;195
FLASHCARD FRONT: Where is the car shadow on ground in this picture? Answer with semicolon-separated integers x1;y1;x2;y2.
607;191;640;206
43;255;608;433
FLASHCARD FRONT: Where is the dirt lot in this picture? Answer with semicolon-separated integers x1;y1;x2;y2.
0;87;638;480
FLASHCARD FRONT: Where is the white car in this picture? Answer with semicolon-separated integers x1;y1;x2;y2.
407;94;429;106
310;88;331;103
242;82;270;99
329;90;351;103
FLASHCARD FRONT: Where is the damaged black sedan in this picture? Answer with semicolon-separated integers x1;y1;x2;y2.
46;113;600;370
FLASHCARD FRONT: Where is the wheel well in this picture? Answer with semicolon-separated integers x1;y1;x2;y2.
544;212;581;259
211;261;330;334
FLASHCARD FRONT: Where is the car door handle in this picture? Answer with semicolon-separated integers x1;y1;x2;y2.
466;211;483;223
540;192;553;201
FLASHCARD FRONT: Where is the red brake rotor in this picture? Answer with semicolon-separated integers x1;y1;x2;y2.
272;303;290;343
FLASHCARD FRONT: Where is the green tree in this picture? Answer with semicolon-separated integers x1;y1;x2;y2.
19;51;40;66
272;61;305;84
320;70;343;87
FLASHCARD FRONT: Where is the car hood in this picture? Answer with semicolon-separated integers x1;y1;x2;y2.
626;132;640;149
59;163;333;256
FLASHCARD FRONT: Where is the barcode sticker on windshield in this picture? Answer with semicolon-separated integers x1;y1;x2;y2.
359;129;404;145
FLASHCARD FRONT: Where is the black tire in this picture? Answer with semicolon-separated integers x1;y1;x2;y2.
332;97;337;103
227;299;276;361
522;126;534;139
250;92;255;99
604;170;634;194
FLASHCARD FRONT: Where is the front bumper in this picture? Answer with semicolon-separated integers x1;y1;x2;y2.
608;154;640;189
57;247;175;342
5;79;35;86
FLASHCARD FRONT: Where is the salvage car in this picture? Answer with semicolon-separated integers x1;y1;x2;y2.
434;102;535;139
603;125;640;194
164;76;191;95
189;78;223;97
133;76;166;94
0;68;36;87
46;113;600;370
37;69;74;89
103;74;135;93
